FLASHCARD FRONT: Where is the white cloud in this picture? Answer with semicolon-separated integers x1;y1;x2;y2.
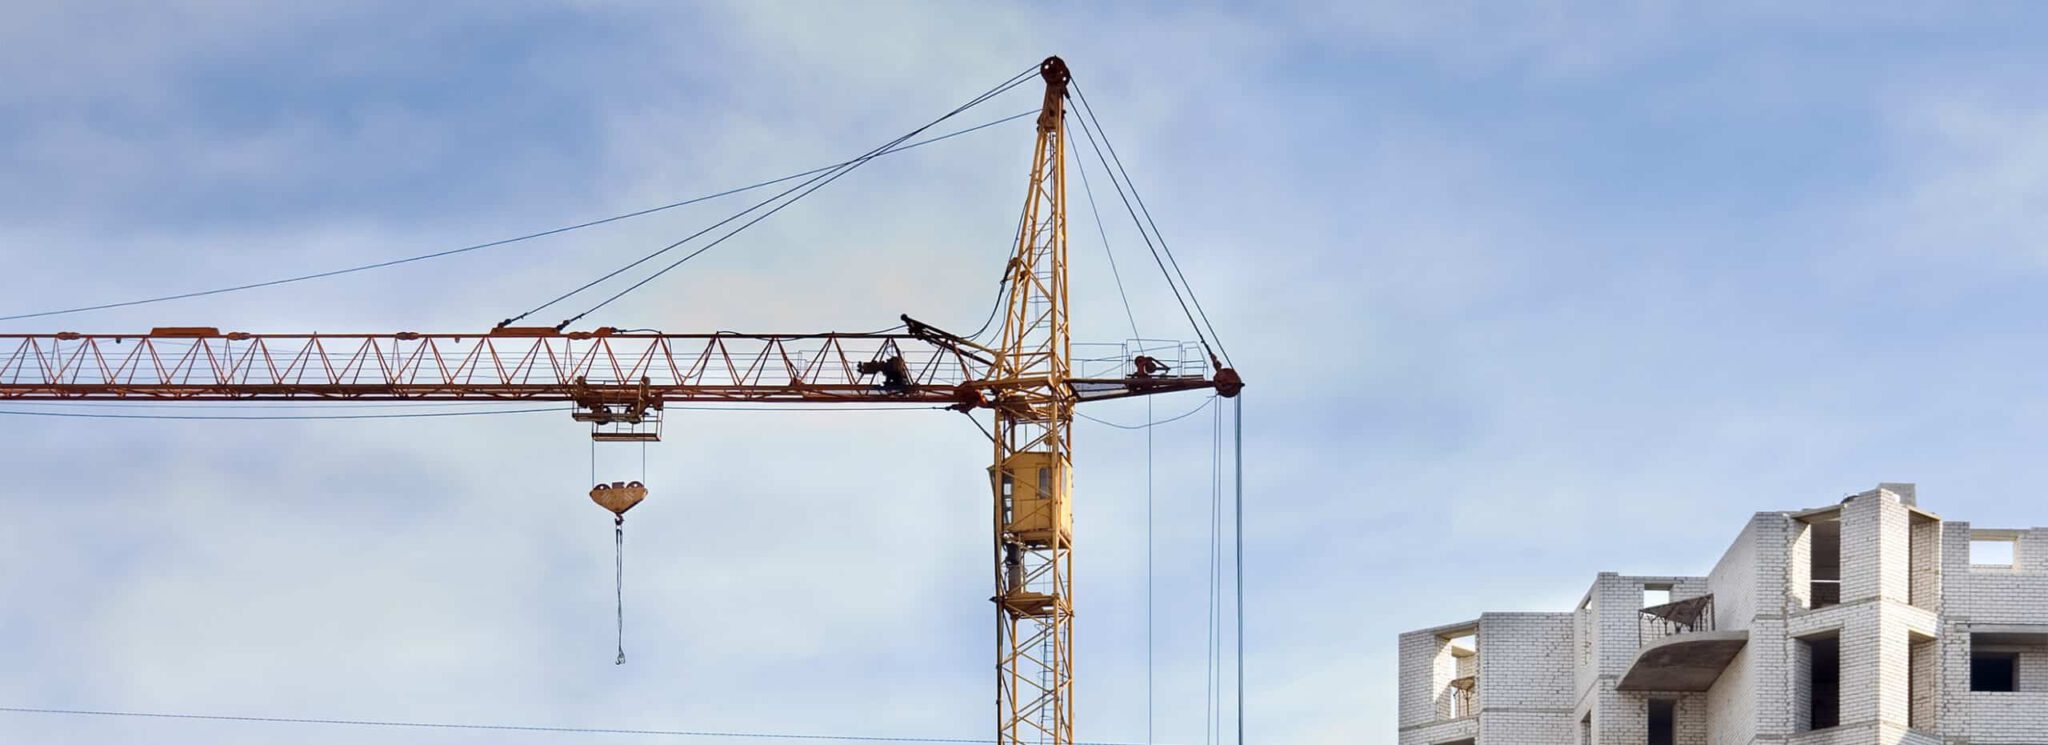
12;4;2048;745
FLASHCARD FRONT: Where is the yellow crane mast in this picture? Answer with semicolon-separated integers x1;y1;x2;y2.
0;56;1242;745
991;55;1077;745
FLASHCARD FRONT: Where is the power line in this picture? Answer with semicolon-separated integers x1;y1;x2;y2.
0;706;1162;745
0;110;1034;325
505;66;1041;330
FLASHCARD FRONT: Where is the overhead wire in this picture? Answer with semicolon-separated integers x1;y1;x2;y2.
1069;83;1233;367
1072;396;1214;430
0;110;1036;325
0;62;1235;741
0;706;1162;745
502;66;1041;331
1067;109;1211;367
1072;126;1143;343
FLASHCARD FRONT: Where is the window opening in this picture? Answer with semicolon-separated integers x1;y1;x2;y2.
1643;583;1673;608
1972;650;2018;692
1972;536;2017;567
1800;634;1840;730
1810;520;1842;608
1648;698;1676;745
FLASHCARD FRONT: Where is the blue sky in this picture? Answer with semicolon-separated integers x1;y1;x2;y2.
6;3;2048;744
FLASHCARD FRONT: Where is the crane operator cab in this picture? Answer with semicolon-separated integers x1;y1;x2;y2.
992;452;1071;547
990;452;1070;617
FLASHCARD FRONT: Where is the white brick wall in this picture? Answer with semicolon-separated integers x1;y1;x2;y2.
1909;517;1941;611
1397;485;2047;744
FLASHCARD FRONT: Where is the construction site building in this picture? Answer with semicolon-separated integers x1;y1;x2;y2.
1397;484;2048;744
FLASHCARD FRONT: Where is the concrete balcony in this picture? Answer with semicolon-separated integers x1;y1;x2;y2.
1618;594;1748;692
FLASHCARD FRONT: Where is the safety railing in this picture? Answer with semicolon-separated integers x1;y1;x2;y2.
1639;594;1716;648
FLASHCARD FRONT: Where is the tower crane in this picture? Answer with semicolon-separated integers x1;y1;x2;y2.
0;56;1241;745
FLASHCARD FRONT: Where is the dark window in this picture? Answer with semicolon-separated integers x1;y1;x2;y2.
1648;699;1676;745
1810;520;1842;609
1973;651;2018;692
1803;635;1840;730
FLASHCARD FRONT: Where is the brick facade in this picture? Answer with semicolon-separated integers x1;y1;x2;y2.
1397;485;2048;744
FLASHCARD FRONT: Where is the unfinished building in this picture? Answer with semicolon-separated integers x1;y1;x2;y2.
1397;484;2048;744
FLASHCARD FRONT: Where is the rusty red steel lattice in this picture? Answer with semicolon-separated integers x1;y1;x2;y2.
0;330;989;404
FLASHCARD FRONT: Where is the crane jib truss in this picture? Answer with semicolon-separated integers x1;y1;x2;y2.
0;56;1242;745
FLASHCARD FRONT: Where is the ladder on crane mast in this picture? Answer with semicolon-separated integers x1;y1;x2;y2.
0;55;1242;745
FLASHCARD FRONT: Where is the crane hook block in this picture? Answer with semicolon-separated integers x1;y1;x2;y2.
590;481;647;517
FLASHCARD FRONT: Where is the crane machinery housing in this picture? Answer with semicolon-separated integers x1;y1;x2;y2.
0;55;1242;745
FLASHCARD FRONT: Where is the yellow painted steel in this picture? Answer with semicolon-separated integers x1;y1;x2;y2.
991;452;1072;545
990;55;1074;745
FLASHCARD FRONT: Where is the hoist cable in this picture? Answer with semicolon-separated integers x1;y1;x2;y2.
1080;134;1155;739
1196;395;1212;745
617;439;645;666
1147;393;1156;745
1069;83;1234;367
1234;395;1246;745
0;110;1036;325
615;516;627;665
0;706;1163;744
502;67;1040;330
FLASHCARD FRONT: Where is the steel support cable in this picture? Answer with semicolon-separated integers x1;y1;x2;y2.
0;110;1036;325
1069;83;1233;367
505;67;1041;330
1072;130;1143;342
0;706;1163;744
545;87;1030;332
1066;106;1212;367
